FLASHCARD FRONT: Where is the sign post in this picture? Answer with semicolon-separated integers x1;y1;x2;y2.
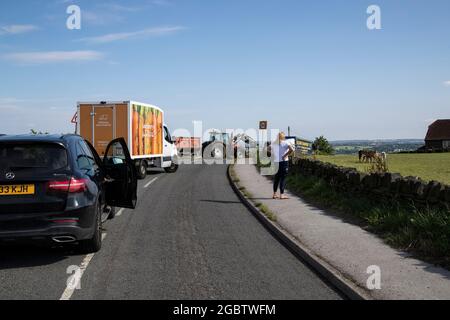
258;120;273;175
258;121;268;158
71;112;78;134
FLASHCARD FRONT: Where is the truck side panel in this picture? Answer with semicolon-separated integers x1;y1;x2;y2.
130;103;164;159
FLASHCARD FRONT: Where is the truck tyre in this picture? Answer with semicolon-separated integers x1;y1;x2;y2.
78;201;102;254
136;160;147;180
212;144;225;159
164;159;179;173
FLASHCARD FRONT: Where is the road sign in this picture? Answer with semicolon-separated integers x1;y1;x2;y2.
71;112;77;124
259;121;268;130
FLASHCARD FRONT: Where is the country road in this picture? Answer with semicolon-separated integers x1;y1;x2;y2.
0;164;342;300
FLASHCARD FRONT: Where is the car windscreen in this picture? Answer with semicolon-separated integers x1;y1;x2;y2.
0;142;68;172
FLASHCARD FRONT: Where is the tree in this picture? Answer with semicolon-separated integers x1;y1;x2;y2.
30;129;49;135
312;136;334;155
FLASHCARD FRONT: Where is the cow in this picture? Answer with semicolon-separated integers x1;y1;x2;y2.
359;150;388;164
359;150;377;163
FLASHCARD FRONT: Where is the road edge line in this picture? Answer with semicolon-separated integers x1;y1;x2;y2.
227;164;372;301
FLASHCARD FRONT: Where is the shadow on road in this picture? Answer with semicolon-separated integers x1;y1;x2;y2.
0;243;78;270
146;169;165;175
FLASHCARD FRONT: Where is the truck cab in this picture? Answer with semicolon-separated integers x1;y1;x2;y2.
161;124;179;172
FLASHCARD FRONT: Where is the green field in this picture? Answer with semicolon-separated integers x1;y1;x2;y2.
315;153;450;185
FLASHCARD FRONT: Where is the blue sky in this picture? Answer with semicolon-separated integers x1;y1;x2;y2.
0;0;449;140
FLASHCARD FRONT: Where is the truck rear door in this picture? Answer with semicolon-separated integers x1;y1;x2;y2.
92;105;115;157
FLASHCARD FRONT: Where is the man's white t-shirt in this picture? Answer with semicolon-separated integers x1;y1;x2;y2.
272;140;294;163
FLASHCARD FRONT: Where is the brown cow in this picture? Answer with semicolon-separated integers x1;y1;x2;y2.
359;150;377;163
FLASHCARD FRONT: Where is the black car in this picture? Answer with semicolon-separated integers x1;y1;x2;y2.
0;134;138;253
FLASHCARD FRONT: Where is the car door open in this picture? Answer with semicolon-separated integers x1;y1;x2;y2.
103;138;138;209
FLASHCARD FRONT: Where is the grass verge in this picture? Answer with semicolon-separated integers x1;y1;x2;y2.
231;165;277;222
286;172;450;269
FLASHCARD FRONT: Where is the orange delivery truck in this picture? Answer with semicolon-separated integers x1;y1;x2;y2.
77;100;179;179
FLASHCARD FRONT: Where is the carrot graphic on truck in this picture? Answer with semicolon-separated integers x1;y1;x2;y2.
152;109;158;154
132;105;139;156
144;109;152;155
139;105;145;155
77;100;179;179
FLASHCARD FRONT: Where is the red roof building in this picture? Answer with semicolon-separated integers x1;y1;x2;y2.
425;119;450;150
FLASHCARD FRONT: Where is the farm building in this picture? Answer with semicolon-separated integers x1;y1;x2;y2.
425;119;450;151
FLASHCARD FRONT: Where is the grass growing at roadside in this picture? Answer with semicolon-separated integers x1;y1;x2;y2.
237;185;254;199
231;165;277;222
243;190;254;199
286;172;450;267
258;204;277;222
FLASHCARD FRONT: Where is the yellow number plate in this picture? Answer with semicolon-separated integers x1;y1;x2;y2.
0;185;35;196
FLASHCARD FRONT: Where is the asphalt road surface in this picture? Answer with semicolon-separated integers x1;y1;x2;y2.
0;164;342;300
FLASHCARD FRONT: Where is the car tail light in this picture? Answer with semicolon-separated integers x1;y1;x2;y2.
47;178;88;193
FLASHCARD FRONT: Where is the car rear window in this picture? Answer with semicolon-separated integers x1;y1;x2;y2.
0;143;68;172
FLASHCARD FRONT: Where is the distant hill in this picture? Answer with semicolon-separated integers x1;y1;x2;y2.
330;139;424;154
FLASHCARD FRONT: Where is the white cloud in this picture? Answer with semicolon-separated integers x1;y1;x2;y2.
0;98;22;113
77;26;185;44
101;1;172;12
2;51;104;64
0;104;20;111
151;0;172;6
0;24;38;35
106;3;142;12
80;1;173;26
443;81;450;87
0;97;25;104
0;106;74;134
82;10;126;26
0;97;79;134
